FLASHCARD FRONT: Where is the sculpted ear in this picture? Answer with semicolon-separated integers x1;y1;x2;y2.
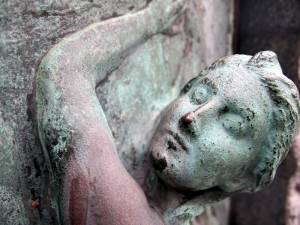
246;51;282;72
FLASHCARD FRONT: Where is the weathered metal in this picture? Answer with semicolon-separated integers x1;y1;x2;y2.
34;0;300;222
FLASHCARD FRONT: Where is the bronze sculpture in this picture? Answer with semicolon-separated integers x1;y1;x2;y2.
34;0;300;224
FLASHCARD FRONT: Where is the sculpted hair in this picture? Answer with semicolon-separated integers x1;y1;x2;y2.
245;51;300;190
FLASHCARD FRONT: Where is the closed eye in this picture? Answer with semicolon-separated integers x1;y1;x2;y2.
219;106;249;136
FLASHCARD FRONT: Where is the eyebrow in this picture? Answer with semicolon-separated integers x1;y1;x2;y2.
181;76;218;94
198;77;218;93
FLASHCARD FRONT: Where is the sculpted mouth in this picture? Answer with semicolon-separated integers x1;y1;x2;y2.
151;130;188;173
167;130;188;152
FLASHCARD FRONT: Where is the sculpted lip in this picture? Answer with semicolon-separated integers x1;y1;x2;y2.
167;130;188;152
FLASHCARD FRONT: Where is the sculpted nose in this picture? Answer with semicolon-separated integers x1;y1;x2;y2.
180;99;219;125
181;111;195;125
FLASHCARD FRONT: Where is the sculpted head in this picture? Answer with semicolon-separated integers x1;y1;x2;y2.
150;51;300;193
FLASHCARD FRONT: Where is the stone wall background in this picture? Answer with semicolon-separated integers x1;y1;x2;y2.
0;0;234;224
230;1;300;225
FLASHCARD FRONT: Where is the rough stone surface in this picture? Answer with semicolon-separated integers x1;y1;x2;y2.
0;116;30;225
231;1;300;225
286;132;300;225
0;0;233;224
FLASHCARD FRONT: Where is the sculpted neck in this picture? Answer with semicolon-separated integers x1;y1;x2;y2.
143;168;185;212
143;163;232;224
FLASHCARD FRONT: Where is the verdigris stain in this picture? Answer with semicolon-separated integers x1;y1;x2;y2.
34;0;299;223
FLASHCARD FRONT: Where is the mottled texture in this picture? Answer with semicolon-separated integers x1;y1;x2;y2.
0;0;233;224
150;51;299;195
231;1;300;225
35;16;299;223
0;116;29;225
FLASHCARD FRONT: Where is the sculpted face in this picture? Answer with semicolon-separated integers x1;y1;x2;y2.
150;60;274;192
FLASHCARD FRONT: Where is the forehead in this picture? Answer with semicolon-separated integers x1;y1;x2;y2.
195;66;272;117
201;67;266;97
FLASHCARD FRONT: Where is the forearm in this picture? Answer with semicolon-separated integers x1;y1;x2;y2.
38;74;162;224
41;7;158;86
40;0;185;86
35;1;186;223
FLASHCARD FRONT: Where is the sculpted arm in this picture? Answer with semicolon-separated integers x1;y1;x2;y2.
35;1;186;224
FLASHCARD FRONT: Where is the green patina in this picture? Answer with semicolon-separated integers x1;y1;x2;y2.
31;0;300;223
36;69;72;178
150;51;300;196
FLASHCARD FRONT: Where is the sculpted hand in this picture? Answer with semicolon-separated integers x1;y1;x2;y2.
147;0;188;33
